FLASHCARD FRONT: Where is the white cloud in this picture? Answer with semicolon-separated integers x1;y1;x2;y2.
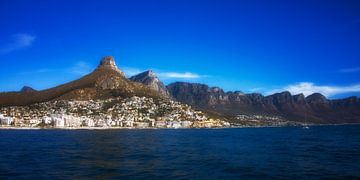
266;82;360;97
17;62;207;83
338;67;360;73
248;87;263;93
122;67;143;77
68;61;92;75
121;67;206;80
0;33;36;54
19;68;54;75
18;61;91;76
158;72;203;79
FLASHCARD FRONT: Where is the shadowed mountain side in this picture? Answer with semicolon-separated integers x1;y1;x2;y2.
166;82;360;124
0;56;163;107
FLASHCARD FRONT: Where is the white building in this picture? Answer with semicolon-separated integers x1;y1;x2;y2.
82;117;95;127
0;114;13;125
42;116;52;125
95;119;108;127
134;122;149;128
155;121;166;128
181;121;193;128
54;117;65;127
123;120;134;127
29;119;41;127
51;114;65;127
64;115;81;127
223;122;231;127
149;119;155;127
170;121;182;129
109;120;117;126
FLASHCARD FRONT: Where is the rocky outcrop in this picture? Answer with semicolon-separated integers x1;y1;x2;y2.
96;56;125;77
129;70;170;97
167;82;360;124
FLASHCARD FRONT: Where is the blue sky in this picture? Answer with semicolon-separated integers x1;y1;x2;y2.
0;0;360;98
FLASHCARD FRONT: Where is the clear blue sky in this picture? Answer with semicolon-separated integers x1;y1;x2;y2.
1;0;360;98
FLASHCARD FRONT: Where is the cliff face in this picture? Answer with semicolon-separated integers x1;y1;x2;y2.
0;56;163;107
166;82;360;124
129;70;170;97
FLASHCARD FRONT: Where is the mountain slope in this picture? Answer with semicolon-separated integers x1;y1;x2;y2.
0;56;163;107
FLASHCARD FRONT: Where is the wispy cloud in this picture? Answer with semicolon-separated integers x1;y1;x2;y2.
122;67;143;77
248;87;263;93
266;82;360;97
157;72;204;79
17;62;207;83
68;61;93;75
122;67;206;80
338;67;360;73
19;68;55;75
0;33;36;54
18;61;92;76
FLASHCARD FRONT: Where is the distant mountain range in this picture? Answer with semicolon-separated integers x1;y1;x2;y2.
1;56;359;124
129;71;360;124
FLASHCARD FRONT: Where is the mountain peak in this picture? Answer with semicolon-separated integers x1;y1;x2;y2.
96;56;125;77
99;56;116;67
130;70;170;97
20;86;36;93
136;70;156;78
306;93;328;103
145;70;156;76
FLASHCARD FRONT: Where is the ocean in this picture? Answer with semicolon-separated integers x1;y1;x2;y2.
0;125;359;179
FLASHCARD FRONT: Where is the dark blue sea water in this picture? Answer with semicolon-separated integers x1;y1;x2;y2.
0;125;360;179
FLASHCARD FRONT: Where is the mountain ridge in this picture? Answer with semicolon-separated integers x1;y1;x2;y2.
165;82;360;124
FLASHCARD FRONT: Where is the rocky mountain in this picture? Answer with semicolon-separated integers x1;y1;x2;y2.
166;82;360;124
129;70;170;97
0;56;164;107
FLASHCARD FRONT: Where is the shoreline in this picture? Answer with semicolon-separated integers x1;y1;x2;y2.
1;123;360;130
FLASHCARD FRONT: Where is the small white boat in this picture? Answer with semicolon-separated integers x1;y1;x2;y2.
303;112;310;129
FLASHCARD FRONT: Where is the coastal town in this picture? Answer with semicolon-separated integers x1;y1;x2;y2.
0;96;230;129
232;114;297;127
